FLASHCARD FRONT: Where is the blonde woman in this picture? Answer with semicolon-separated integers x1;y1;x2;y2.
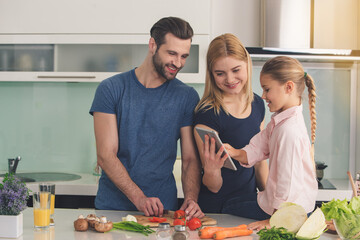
194;33;269;215
225;56;318;230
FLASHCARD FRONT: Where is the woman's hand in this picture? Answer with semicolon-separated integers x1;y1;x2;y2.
247;219;270;231
193;126;228;193
203;134;227;171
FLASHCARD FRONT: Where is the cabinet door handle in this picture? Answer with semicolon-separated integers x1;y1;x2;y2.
37;75;96;79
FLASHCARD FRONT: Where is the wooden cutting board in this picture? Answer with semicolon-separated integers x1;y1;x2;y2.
134;211;217;227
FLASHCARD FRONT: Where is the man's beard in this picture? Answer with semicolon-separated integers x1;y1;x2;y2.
152;52;180;81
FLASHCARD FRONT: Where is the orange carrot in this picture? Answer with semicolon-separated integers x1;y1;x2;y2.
198;225;247;239
199;227;225;239
213;228;253;240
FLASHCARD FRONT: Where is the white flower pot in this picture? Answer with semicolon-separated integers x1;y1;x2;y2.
0;212;23;238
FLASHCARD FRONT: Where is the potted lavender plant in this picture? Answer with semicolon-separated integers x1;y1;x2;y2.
0;173;30;238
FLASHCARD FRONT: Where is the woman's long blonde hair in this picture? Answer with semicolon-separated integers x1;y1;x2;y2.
195;33;254;114
261;56;317;159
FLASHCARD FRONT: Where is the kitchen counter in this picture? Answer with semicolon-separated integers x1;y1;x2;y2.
18;208;340;240
25;173;100;196
25;173;353;202
316;179;354;202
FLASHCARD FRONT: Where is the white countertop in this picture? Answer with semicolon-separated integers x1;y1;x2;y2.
316;179;354;202
18;208;340;240
25;173;354;202
25;173;100;196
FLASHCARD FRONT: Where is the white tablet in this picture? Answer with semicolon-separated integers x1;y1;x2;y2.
195;126;237;171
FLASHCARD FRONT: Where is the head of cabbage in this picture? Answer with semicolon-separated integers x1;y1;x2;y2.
269;202;326;239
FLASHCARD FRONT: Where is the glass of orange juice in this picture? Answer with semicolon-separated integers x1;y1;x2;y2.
33;192;51;229
39;183;55;226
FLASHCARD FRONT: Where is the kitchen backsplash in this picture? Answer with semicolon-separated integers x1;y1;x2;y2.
0;66;351;179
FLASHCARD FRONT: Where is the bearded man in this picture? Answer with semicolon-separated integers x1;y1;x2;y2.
89;17;204;220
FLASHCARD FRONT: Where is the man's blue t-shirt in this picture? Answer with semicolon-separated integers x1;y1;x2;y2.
89;69;200;210
194;94;265;213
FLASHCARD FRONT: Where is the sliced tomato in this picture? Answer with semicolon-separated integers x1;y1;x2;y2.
174;210;186;219
186;217;202;231
173;218;185;226
149;217;167;223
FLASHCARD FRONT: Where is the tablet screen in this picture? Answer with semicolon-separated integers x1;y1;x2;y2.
195;127;237;171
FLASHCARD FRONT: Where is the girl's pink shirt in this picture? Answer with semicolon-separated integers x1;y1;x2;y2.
242;105;318;215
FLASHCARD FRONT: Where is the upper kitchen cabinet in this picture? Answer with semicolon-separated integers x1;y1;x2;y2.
0;0;210;83
210;0;262;47
313;0;359;50
0;0;210;35
0;35;208;83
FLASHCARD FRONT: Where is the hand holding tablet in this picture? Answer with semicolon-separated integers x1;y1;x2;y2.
195;127;237;171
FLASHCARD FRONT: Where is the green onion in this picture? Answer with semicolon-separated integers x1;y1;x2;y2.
257;227;296;240
112;221;155;236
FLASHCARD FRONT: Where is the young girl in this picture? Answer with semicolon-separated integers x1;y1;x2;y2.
224;56;318;230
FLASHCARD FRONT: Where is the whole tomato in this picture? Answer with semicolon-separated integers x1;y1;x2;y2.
174;210;186;219
187;217;202;231
173;218;185;226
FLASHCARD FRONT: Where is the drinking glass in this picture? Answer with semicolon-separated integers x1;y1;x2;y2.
39;183;55;225
33;192;51;229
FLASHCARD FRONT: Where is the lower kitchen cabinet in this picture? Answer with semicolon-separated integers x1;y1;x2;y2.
27;195;96;209
27;196;185;209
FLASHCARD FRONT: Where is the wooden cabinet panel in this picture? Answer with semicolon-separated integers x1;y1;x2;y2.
313;0;358;50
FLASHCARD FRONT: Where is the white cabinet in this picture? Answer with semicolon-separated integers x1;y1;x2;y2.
0;0;210;35
0;0;211;83
210;0;262;47
0;35;209;83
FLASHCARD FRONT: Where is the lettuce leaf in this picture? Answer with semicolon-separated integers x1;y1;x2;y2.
321;197;360;239
349;197;360;214
320;198;353;221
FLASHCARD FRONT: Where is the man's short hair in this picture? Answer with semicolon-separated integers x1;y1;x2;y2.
150;17;193;49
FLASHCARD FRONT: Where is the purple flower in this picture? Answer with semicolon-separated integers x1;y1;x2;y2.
0;174;30;215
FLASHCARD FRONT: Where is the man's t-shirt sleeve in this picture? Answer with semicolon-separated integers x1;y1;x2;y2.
180;87;199;127
89;80;117;115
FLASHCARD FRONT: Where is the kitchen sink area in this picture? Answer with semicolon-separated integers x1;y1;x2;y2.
0;172;82;182
3;157;82;183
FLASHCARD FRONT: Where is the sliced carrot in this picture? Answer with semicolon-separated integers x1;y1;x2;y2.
198;225;247;239
213;228;253;240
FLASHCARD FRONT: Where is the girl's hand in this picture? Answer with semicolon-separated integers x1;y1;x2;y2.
203;135;227;171
223;143;238;158
247;219;270;231
223;143;248;165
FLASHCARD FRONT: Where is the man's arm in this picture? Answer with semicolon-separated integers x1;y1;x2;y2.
93;112;164;216
179;126;205;219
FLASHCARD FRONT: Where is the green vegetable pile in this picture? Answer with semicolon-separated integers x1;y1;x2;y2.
321;196;360;239
258;227;295;240
112;221;155;236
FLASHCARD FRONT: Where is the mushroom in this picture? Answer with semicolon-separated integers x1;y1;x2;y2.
86;214;98;228
74;215;89;231
94;216;113;233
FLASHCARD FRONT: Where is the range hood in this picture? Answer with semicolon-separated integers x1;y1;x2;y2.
260;0;359;58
